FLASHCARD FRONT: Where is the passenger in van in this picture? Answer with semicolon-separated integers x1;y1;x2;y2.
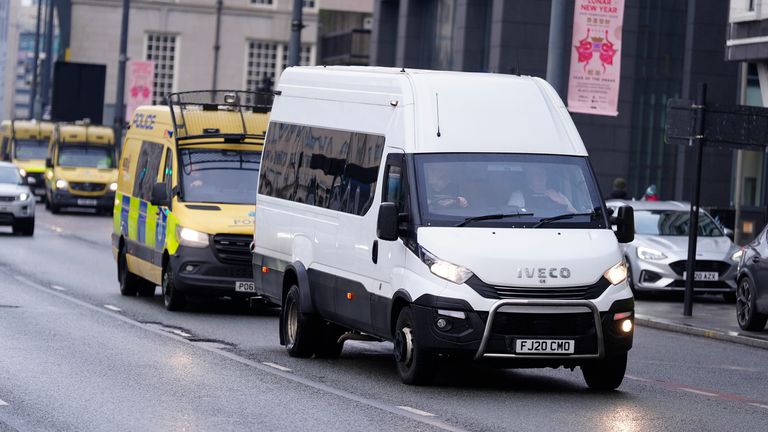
425;163;469;209
508;164;577;214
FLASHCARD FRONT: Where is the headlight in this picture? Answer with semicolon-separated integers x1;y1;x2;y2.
637;246;667;261
604;261;628;285
176;226;209;248
731;249;743;262
18;192;29;201
19;168;27;177
55;179;68;189
109;182;118;191
419;246;474;285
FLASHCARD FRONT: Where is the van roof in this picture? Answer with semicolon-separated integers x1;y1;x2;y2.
57;124;114;145
1;120;55;139
276;66;587;156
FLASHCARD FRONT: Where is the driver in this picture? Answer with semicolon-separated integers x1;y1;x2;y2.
508;165;576;213
426;163;468;209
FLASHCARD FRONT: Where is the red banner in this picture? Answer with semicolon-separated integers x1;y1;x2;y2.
125;60;155;122
567;0;625;117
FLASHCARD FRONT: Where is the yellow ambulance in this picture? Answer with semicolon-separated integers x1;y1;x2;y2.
45;123;118;214
0;120;55;199
112;91;269;311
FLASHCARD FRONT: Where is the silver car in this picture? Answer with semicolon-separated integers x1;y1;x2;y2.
0;161;35;236
606;200;739;302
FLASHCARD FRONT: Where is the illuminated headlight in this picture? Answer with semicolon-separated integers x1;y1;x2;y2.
109;182;118;191
18;168;27;177
637;246;667;261
604;261;628;285
55;179;68;189
176;226;209;248
419;246;474;285
18;192;29;201
731;249;743;263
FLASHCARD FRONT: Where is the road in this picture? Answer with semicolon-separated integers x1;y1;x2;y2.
1;205;768;431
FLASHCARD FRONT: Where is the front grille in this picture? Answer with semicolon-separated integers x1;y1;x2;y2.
212;234;252;265
492;312;595;336
204;265;253;279
69;182;106;192
0;196;15;202
0;213;14;224
466;276;611;300
668;260;731;277
666;280;732;289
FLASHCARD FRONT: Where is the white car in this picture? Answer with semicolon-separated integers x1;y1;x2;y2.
0;161;35;235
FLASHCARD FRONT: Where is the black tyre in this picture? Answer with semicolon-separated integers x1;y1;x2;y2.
117;247;139;296
13;219;34;236
736;277;768;331
723;292;737;304
162;263;186;311
394;306;436;385
314;322;345;359
625;258;640;298
582;352;627;391
282;285;316;358
50;200;61;214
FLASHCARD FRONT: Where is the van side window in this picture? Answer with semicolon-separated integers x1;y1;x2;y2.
162;148;173;196
260;121;385;216
132;141;164;201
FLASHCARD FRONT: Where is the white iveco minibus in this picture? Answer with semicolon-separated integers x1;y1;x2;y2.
253;66;636;390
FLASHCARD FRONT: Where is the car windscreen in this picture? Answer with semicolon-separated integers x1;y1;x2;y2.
179;148;261;205
14;139;48;160
57;145;115;168
0;166;23;184
634;210;724;237
414;153;606;228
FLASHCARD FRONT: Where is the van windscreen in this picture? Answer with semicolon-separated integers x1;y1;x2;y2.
179;148;261;205
414;153;606;228
14;139;49;160
58;145;115;168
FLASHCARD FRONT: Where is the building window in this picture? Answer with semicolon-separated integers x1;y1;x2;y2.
145;33;178;105
245;41;279;92
250;0;273;5
303;0;316;8
748;0;756;12
281;44;314;71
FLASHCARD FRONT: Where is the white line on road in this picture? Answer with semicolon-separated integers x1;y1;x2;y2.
50;285;66;291
679;388;718;397
0;399;7;406
625;374;650;383
749;403;768;410
262;362;292;372
103;305;122;312
170;330;192;338
397;406;436;417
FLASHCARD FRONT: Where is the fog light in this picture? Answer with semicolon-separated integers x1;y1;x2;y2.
621;319;633;333
435;318;449;330
183;264;198;273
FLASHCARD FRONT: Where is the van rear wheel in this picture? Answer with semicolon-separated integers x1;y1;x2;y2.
394;306;436;385
282;285;316;358
581;352;627;391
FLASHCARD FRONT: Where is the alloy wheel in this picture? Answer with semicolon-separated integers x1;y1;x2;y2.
736;278;752;326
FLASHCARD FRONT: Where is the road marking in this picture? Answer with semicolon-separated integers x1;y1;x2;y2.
0;399;7;406
50;285;66;291
397;406;436;417
679;388;718;397
625;374;650;382
103;305;122;312
170;329;192;338
262;362;292;372
750;403;768;410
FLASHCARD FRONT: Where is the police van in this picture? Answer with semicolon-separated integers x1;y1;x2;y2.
252;67;636;389
112;91;270;310
0;120;54;199
45;123;118;214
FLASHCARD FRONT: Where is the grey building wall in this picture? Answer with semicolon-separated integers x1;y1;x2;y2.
371;0;739;207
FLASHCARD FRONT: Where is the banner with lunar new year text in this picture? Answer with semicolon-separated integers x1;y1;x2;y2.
567;0;625;116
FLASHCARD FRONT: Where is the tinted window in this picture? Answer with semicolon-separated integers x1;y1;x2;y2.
634;210;723;237
132;141;164;200
14;139;49;160
179;148;261;205
58;145;116;168
163;148;174;197
259;122;385;216
0;166;22;184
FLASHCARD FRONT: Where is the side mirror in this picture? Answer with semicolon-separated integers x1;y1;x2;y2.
724;227;734;240
45;157;53;168
150;182;170;207
377;202;398;241
611;205;634;244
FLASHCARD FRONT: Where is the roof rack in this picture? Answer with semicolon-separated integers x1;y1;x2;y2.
166;90;273;146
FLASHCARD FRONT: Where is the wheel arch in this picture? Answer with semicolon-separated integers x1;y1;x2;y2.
389;289;413;338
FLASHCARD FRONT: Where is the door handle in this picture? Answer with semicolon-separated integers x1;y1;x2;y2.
751;256;760;264
372;240;378;264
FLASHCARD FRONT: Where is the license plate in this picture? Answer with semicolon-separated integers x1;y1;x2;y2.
235;281;256;293
515;339;575;354
34;188;45;195
77;199;98;206
683;271;718;281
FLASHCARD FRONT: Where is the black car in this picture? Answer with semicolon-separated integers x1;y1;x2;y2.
736;227;768;331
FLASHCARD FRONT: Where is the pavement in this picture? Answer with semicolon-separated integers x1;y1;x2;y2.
635;294;768;350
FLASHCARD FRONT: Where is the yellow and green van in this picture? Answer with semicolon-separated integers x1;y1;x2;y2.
45;123;118;214
0;120;55;199
112;90;270;310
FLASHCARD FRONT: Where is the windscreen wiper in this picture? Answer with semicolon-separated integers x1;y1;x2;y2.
532;212;596;228
456;212;534;227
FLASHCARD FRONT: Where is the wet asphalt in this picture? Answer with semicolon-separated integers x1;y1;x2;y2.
1;204;768;431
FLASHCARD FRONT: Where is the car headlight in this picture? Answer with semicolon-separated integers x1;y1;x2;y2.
731;249;743;262
604;261;628;285
55;179;68;189
19;168;27;177
637;246;667;261
419;246;474;285
109;182;118;191
18;192;29;201
176;226;209;248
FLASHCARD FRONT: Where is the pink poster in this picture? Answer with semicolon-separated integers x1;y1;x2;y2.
125;60;155;122
567;0;625;117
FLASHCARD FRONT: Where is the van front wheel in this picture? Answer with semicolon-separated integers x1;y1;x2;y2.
394;307;436;385
282;285;316;358
581;352;627;391
162;264;186;311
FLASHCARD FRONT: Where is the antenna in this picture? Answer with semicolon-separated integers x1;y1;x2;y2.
435;93;442;138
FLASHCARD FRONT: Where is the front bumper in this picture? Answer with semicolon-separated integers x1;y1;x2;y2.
630;257;737;293
410;294;633;367
170;244;253;297
0;197;36;224
52;189;115;210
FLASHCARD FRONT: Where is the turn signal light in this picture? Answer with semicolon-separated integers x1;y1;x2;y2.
261;266;269;273
346;292;354;300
